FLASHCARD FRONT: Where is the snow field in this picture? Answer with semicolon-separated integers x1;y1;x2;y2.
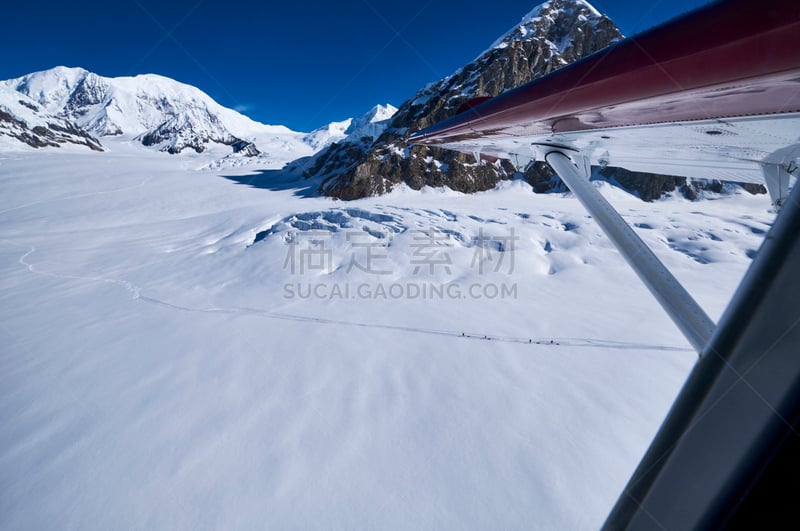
0;141;773;529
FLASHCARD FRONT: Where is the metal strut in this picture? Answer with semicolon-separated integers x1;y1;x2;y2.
545;150;716;354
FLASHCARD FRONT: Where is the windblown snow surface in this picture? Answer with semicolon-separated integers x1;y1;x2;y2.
0;140;774;529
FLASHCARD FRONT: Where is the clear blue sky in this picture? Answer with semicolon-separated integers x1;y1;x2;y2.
2;0;710;132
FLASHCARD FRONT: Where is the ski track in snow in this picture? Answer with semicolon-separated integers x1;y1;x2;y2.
6;241;691;353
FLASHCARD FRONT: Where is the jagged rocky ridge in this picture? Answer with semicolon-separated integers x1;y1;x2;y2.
302;0;765;201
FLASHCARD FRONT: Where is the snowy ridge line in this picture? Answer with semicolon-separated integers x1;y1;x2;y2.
4;241;690;353
0;175;153;216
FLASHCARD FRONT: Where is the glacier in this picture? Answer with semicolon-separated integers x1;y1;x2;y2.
0;138;774;529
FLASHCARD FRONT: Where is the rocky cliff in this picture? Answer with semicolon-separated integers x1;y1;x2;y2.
0;88;103;151
304;0;623;199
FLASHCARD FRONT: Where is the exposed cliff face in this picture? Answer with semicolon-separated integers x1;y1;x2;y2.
139;108;240;154
597;167;765;202
305;0;623;199
0;89;104;151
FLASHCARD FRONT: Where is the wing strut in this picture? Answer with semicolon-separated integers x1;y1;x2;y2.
545;150;716;354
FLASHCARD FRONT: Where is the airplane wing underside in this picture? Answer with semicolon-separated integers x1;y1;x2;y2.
428;112;800;185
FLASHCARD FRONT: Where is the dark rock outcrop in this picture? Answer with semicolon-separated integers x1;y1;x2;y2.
231;139;261;157
0;105;104;151
601;166;766;201
138;109;241;154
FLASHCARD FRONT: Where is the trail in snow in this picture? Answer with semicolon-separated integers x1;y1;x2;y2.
7;241;691;353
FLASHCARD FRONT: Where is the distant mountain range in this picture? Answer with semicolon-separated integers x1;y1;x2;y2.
0;0;765;201
0;66;396;162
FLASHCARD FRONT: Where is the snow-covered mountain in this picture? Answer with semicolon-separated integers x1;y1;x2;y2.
203;103;398;172
303;118;353;152
0;67;312;155
304;104;398;152
0;67;398;165
302;0;623;199
343;103;398;143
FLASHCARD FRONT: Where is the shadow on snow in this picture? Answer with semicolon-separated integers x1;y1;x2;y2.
217;160;322;199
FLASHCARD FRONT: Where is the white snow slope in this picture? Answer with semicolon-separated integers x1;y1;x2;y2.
0;141;773;529
304;103;398;151
2;66;289;139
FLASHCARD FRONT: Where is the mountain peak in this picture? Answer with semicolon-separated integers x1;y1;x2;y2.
488;0;612;54
361;103;399;124
302;103;398;153
11;66;91;111
343;103;398;142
